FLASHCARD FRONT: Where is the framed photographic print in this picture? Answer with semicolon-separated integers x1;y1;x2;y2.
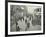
5;0;45;37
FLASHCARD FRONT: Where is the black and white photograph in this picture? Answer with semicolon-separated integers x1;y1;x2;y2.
7;2;45;35
10;5;41;31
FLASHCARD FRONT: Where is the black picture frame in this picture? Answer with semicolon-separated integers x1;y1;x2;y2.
5;0;45;37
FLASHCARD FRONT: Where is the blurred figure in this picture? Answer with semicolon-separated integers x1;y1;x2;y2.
17;18;27;31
